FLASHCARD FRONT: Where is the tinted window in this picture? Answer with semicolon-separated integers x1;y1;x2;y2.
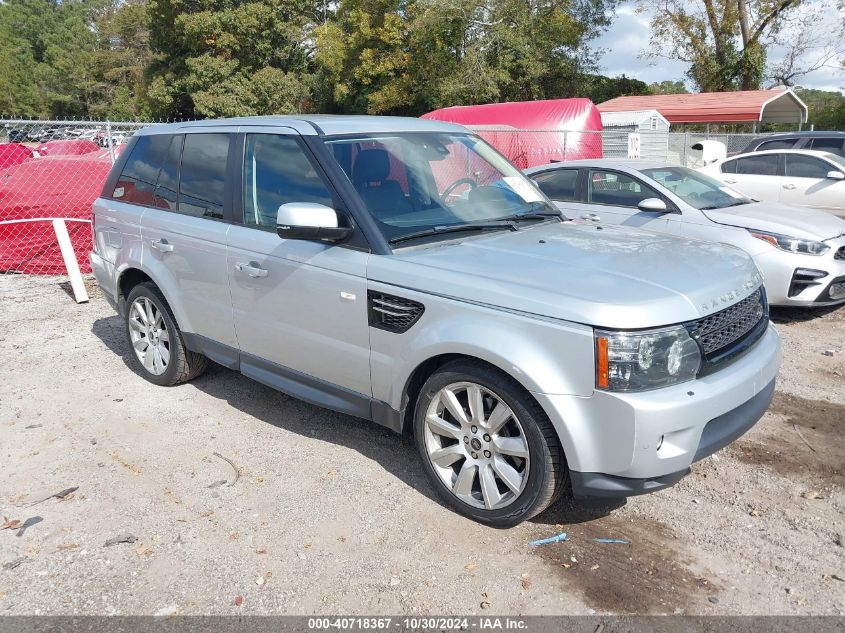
735;154;779;176
153;135;182;210
113;135;171;205
587;170;661;207
757;139;796;151
721;159;737;174
243;134;334;228
785;154;830;179
809;138;845;156
178;134;229;219
532;169;579;201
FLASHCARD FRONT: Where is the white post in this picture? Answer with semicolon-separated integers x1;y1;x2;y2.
106;120;115;164
52;219;89;303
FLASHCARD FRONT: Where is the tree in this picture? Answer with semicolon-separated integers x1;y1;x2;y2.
316;0;620;115
795;87;845;130
146;0;319;118
649;79;688;94
582;74;651;103
639;0;834;91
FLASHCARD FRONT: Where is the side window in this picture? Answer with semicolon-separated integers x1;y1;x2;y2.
178;133;230;219
721;159;737;174
809;138;845;156
153;135;182;210
243;134;334;228
735;154;779;176
587;170;661;207
113;135;171;205
785;154;831;179
532;169;579;202
757;139;796;151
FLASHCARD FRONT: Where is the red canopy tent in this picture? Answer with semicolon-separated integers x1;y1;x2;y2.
0;143;34;170
0;154;113;274
35;139;100;157
422;99;603;167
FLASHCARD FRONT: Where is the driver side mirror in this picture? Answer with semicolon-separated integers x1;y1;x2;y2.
637;198;668;213
826;170;844;181
276;203;353;242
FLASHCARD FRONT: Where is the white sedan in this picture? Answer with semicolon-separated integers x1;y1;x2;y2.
525;159;845;307
698;149;845;218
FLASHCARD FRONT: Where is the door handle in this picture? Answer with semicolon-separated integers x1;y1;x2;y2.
724;178;737;184
235;261;268;278
581;213;601;222
783;183;797;190
150;238;174;252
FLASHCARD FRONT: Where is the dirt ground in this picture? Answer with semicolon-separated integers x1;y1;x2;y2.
0;275;843;616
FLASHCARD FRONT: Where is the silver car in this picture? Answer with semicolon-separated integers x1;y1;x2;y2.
90;116;781;527
526;159;845;307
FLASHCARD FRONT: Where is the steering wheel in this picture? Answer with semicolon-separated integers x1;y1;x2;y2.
441;177;478;204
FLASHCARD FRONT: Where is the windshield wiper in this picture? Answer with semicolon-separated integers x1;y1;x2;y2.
388;222;517;245
495;210;563;223
699;200;751;210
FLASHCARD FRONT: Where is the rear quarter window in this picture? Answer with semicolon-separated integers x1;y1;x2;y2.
113;135;171;205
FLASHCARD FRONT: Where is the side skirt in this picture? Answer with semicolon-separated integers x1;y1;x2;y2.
181;332;403;433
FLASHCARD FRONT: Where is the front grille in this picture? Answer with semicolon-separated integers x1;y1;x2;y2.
368;291;424;333
689;288;766;362
834;246;845;261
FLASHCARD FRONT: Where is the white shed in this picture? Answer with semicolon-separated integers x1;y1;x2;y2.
600;110;670;160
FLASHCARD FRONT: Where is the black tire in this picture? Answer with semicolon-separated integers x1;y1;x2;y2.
413;360;567;527
124;282;207;386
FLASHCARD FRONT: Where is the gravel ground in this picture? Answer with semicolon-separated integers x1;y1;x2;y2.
0;275;843;616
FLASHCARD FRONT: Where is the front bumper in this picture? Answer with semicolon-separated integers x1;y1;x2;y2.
754;238;845;307
534;323;781;498
568;378;775;498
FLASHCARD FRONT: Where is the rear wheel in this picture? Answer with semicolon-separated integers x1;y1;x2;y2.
124;282;207;386
413;360;566;527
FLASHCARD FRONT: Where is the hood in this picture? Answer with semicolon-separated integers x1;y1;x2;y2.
369;222;763;329
703;202;845;241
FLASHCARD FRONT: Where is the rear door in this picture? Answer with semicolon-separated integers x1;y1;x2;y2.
780;153;845;215
721;153;782;202
226;130;372;399
139;130;238;353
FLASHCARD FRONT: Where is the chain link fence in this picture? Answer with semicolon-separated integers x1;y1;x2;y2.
0;117;773;279
0;119;149;276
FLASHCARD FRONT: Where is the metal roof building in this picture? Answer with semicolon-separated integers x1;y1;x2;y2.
598;88;808;125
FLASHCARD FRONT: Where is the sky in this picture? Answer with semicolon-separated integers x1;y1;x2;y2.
595;4;845;94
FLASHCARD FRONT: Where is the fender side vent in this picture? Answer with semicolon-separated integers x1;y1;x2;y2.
368;291;424;333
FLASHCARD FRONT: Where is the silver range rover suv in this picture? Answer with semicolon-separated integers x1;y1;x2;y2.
90;116;781;527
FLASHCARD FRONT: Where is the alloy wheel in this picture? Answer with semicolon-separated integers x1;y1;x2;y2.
128;296;170;376
423;381;530;510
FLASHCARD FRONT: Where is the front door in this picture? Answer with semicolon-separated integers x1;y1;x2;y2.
226;131;372;402
780;153;845;215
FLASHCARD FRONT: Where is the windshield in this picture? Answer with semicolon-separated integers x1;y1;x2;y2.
825;153;845;170
323;132;558;243
640;166;752;210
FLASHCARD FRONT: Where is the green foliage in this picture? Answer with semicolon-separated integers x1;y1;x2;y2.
649;80;688;95
795;88;845;130
582;74;651;103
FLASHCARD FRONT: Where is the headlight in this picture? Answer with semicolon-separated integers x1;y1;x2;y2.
595;326;701;392
748;230;829;256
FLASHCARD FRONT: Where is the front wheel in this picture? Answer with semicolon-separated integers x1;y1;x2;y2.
413;360;566;527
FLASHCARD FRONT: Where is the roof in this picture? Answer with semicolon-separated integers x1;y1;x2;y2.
598;89;808;124
728;148;844;163
524;158;673;174
139;115;467;137
422;98;602;132
599;110;669;128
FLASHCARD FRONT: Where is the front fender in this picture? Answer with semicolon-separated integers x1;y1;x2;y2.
368;283;597;411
